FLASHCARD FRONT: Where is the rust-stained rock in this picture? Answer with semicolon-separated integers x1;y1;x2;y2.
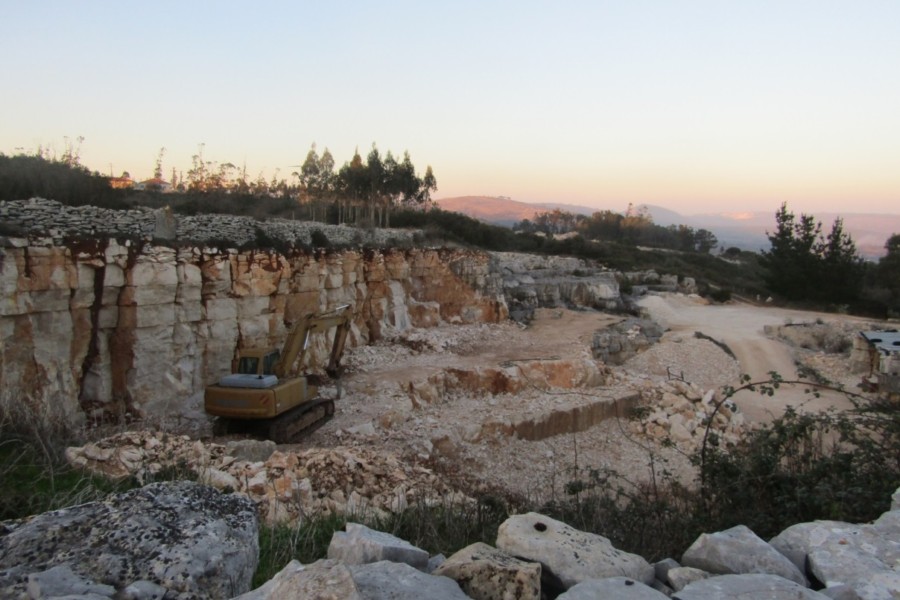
434;542;542;600
0;239;508;428
233;559;363;600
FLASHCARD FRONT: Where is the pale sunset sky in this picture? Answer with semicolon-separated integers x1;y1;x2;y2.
2;1;899;216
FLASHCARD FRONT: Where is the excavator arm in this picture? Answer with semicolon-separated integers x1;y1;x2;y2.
274;304;352;379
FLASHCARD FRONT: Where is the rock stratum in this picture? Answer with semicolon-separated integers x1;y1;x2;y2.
1;237;507;426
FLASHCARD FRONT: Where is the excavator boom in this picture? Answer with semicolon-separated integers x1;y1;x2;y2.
205;304;353;443
274;304;352;378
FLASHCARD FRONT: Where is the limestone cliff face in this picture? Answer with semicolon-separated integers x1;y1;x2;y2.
0;239;506;426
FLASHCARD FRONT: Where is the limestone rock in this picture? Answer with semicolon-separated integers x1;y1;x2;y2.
26;565;116;599
349;560;470;600
557;577;668;599
820;584;864;600
891;486;900;511
121;579;169;600
631;380;746;453
490;252;621;322
674;573;832;600
666;566;710;591
0;218;515;431
0;481;258;600
872;509;900;541
232;559;362;600
433;542;541;600
653;557;680;583
67;432;467;527
682;524;807;585
592;318;663;365
840;572;900;600
225;439;276;463
769;518;900;594
327;523;429;570
808;543;898;595
495;512;655;590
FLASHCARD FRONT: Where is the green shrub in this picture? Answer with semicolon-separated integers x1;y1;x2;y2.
0;440;135;521
698;397;899;536
707;287;732;303
255;513;350;586
310;228;331;248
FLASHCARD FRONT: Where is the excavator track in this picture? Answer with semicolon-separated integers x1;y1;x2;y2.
267;398;335;444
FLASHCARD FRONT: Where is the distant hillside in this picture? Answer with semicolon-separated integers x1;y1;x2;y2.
435;196;897;259
645;206;899;259
435;196;594;227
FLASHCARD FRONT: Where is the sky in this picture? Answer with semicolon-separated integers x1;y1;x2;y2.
2;1;899;216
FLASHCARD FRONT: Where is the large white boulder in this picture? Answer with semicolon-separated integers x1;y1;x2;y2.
0;481;259;599
349;561;470;600
682;524;807;585
327;523;429;570
232;559;362;600
496;512;654;590
433;542;541;600
675;573;831;600
557;576;668;599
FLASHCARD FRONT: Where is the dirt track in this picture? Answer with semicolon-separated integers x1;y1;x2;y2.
637;294;858;422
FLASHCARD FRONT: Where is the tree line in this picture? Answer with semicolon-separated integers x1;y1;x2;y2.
4;143;900;317
1;141;437;228
514;205;719;254
761;203;900;315
178;143;436;227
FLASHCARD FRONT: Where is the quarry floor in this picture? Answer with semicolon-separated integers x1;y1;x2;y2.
276;293;870;504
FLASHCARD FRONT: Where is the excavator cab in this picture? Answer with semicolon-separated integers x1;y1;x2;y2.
234;350;281;376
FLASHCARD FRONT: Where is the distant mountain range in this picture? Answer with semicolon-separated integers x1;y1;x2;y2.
435;196;899;259
434;196;594;227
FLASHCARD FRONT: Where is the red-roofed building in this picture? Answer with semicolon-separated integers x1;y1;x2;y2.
108;172;135;189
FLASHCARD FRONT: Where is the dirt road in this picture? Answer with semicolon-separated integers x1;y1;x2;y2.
638;294;857;422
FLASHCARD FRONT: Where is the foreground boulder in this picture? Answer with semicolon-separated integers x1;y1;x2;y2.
433;542;542;600
769;516;900;597
327;523;429;570
233;559;362;600
0;481;258;599
557;576;668;599
66;432;467;526
681;524;807;585
348;561;471;599
674;573;831;600
666;566;710;591
496;512;655;591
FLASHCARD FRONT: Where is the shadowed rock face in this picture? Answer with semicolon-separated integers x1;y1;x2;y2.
591;317;664;365
0;481;259;600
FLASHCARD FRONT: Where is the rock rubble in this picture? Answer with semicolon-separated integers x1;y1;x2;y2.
65;431;468;525
0;197;417;247
629;379;749;452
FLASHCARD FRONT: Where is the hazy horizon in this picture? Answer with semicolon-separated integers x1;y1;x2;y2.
3;1;898;217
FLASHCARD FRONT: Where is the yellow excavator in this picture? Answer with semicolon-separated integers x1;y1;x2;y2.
204;304;352;443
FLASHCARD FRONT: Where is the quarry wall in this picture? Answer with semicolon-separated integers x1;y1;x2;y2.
0;237;508;427
0;197;641;429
